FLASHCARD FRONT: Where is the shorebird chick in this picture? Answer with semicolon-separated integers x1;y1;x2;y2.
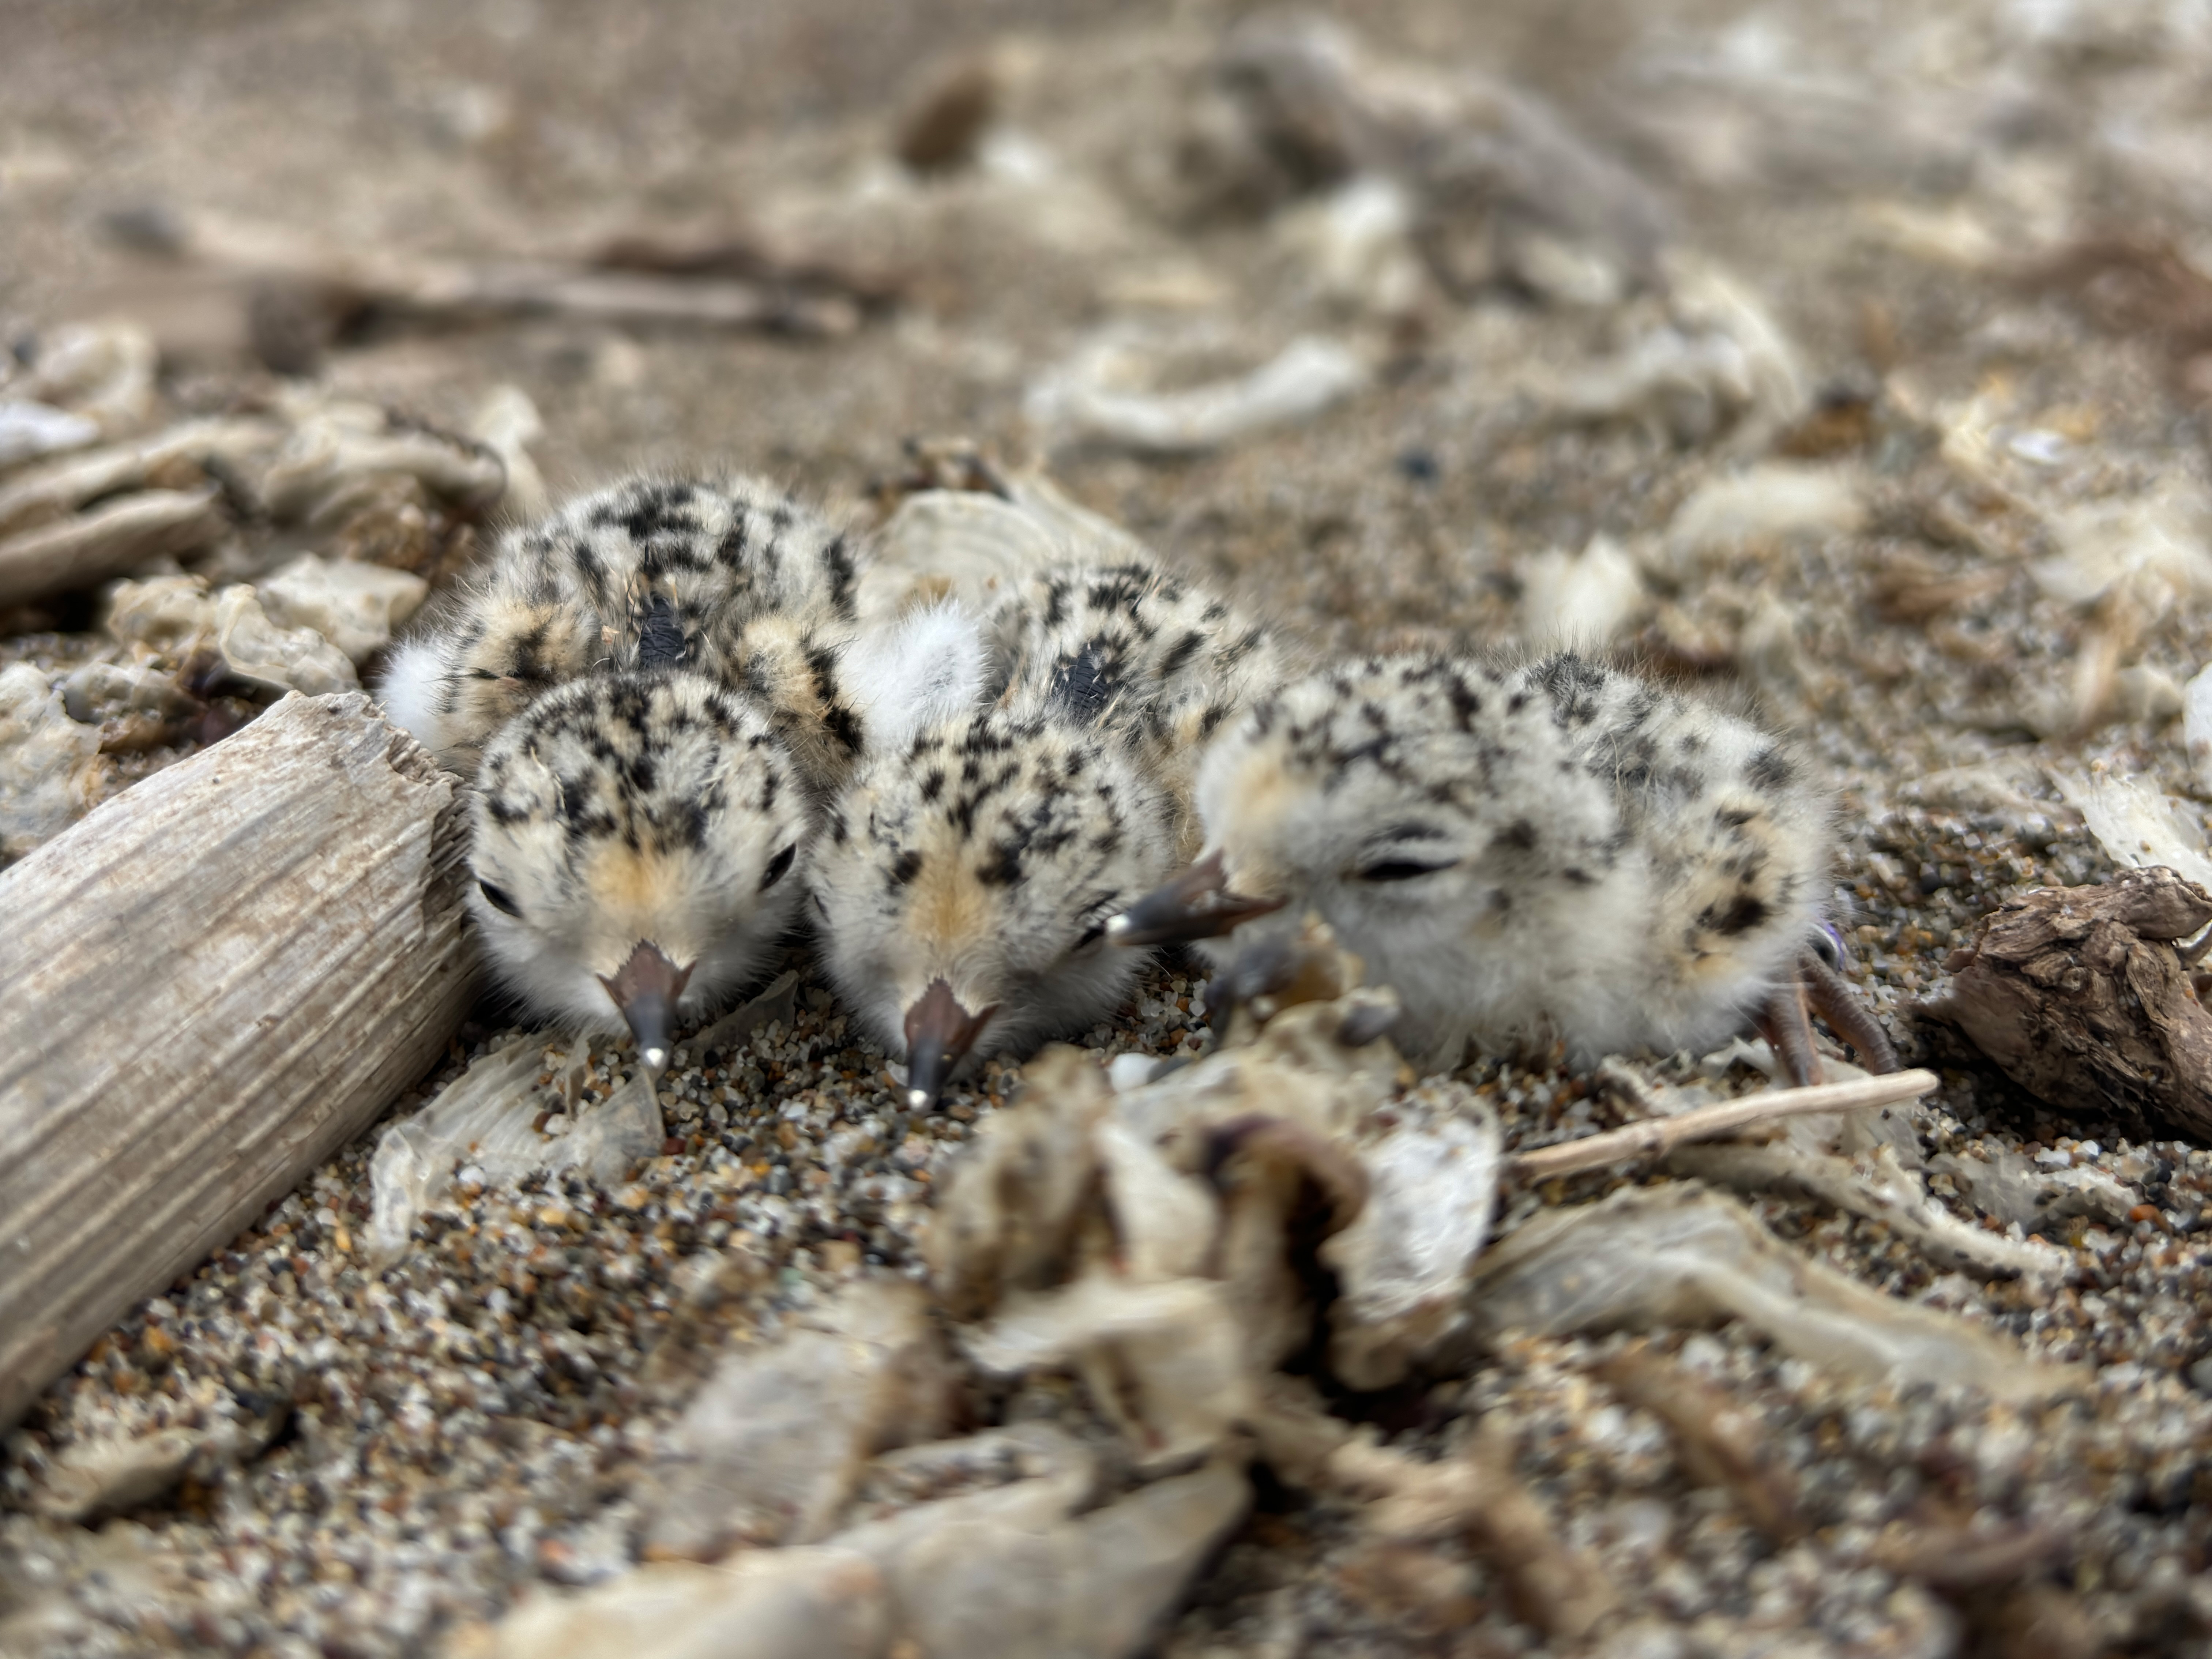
811;707;1175;1108
379;474;866;788
813;557;1283;1108
1111;652;1896;1085
468;669;810;1067
989;557;1289;856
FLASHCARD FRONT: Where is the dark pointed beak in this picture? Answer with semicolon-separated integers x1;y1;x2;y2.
1105;850;1287;948
902;977;998;1111
598;940;695;1073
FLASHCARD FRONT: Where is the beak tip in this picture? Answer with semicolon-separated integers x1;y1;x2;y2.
906;1086;933;1112
1104;913;1135;944
643;1045;670;1072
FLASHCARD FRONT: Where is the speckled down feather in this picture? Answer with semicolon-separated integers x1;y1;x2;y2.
1184;651;1830;1071
810;553;1287;1089
377;475;868;793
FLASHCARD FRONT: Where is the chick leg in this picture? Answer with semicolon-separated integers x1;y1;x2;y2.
1799;949;1900;1075
1756;976;1824;1089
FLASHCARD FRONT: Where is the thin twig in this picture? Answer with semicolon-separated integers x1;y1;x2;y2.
1508;1067;1938;1181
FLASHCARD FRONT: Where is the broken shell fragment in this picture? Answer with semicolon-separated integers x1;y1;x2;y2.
0;662;109;859
480;1549;891;1659
1659;462;1865;576
1465;1182;2083;1400
467;383;549;522
857;461;1151;632
1929;1144;2143;1234
1321;1081;1502;1390
0;418;275;548
59;659;191;724
15;320;158;436
1540;256;1810;450
254;553;429;664
2050;767;2212;892
258;399;507;526
643;1277;958;1559
1517;533;1644;649
105;573;218;649
0;401;101;469
0;487;227;610
366;1032;669;1263
211;583;358;695
1026;329;1371;455
2185;662;2212;794
32;1428;206;1526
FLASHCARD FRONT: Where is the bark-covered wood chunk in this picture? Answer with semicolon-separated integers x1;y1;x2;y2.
1925;865;2212;1139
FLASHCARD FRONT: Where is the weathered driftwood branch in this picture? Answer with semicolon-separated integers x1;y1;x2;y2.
0;692;478;1429
97;209;879;373
1508;1068;1938;1181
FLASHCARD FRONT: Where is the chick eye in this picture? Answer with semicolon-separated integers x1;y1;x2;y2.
1808;921;1847;970
1354;857;1459;883
1072;897;1118;950
478;879;523;917
760;844;797;891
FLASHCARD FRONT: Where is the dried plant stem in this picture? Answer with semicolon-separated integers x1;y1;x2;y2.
1509;1068;1938;1181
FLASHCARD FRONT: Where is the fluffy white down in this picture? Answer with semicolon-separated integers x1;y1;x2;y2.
372;636;452;757
841;599;990;754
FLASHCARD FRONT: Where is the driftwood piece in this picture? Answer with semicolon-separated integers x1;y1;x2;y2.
0;488;227;609
0;691;478;1430
1923;866;2212;1139
97;209;881;373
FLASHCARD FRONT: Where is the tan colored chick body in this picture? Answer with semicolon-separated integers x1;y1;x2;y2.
812;553;1290;1105
1115;652;1893;1083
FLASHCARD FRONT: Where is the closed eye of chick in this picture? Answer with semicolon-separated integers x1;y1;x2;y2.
1113;651;1895;1086
468;667;811;1070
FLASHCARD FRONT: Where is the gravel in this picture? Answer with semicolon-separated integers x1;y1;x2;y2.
14;0;2212;1653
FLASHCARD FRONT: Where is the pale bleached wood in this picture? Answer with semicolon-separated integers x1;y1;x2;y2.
0;691;479;1429
1508;1069;1939;1182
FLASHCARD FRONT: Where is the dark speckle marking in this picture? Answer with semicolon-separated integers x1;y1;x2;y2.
1491;819;1538;853
1702;892;1771;937
890;849;923;887
1159;629;1205;678
1746;748;1796;793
